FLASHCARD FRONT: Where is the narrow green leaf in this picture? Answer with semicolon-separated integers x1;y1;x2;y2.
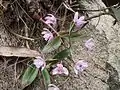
62;32;82;41
53;48;70;59
22;64;38;88
112;7;120;21
42;37;61;53
69;22;75;32
42;68;51;87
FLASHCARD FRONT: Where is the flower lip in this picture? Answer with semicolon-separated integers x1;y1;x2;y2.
41;28;54;41
74;60;88;75
33;56;46;70
52;63;69;76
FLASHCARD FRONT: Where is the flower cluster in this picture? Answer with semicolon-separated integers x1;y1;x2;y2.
33;56;88;75
33;12;94;89
34;12;91;75
41;14;57;42
22;11;96;90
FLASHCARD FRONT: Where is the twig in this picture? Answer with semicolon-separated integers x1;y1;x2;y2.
9;30;34;41
58;77;70;87
18;16;31;48
15;0;33;21
13;57;19;86
3;24;34;41
85;12;113;21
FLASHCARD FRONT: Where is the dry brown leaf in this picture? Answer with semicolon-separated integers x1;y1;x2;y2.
0;46;40;57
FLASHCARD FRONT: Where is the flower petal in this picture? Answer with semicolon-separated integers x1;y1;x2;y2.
73;12;79;22
48;84;60;90
52;67;59;75
74;67;78;75
43;28;49;31
78;16;85;21
44;14;57;27
45;14;56;21
74;60;88;74
41;31;48;34
41;29;54;41
33;56;46;69
76;20;87;28
85;38;95;51
63;67;69;75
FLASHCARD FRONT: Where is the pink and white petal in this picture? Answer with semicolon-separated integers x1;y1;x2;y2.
82;62;88;67
48;84;60;90
85;38;95;50
78;16;85;21
76;20;87;25
74;67;79;75
45;20;54;25
34;59;43;68
45;14;56;23
43;28;49;31
44;16;51;20
43;34;50;39
41;31;48;34
73;12;79;22
77;60;88;67
52;67;59;75
47;14;56;20
63;67;69;75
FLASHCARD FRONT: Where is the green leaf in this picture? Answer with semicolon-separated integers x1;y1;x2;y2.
42;68;51;87
69;22;75;32
112;7;120;21
62;32;82;41
53;48;70;59
21;64;38;88
42;37;62;53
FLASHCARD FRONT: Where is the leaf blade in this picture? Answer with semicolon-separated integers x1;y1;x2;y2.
42;68;51;87
53;48;70;59
21;65;38;88
42;37;61;53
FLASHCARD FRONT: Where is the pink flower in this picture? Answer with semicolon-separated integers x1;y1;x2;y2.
41;28;54;41
85;38;95;51
33;56;46;70
48;84;60;90
52;63;69;76
44;14;57;27
74;60;88;75
73;12;87;28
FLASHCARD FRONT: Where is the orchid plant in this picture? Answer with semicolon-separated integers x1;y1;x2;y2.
22;12;94;90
